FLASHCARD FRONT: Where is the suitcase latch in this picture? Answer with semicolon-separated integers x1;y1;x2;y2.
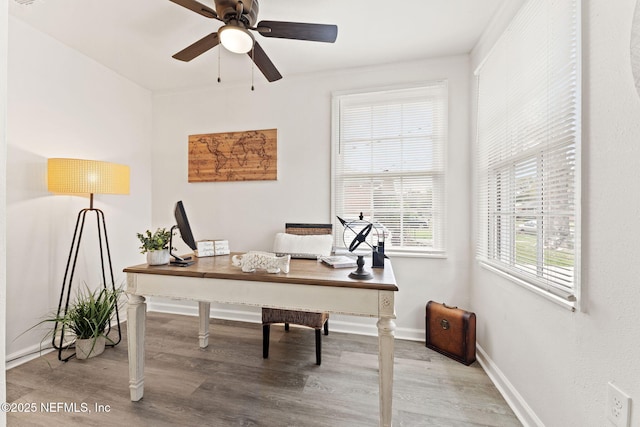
440;319;450;330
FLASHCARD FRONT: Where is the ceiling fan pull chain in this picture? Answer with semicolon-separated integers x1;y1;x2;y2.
217;45;221;83
251;45;255;91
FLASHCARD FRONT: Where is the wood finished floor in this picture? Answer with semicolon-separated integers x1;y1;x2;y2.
6;312;521;427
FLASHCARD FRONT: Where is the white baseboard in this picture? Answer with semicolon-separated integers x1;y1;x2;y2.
148;300;425;342
6;317;123;370
395;327;425;342
148;300;261;324
476;344;544;427
6;344;54;370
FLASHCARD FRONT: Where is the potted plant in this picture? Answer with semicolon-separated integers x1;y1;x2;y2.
64;286;121;359
137;228;172;265
27;285;122;360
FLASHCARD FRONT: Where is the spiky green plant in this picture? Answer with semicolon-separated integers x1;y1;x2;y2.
63;286;120;340
136;228;172;254
21;284;122;361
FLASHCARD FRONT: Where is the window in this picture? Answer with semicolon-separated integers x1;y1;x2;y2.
332;82;448;256
475;0;580;308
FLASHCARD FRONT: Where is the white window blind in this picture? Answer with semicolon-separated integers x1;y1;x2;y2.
332;82;447;255
475;0;580;308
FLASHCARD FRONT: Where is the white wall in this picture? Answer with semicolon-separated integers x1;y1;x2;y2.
470;1;640;426
7;2;640;426
6;17;153;361
1;0;8;423
151;55;472;339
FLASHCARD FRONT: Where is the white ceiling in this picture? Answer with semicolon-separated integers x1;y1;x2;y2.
9;0;504;92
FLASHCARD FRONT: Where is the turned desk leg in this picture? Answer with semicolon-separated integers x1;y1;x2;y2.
127;294;146;401
198;301;210;348
377;316;396;427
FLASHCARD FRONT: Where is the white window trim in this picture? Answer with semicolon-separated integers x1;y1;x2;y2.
331;82;448;258
474;0;582;311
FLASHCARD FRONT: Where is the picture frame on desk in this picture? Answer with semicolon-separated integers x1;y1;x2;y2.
319;255;357;268
195;240;230;257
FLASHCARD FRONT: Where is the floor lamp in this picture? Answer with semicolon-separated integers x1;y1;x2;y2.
47;158;130;361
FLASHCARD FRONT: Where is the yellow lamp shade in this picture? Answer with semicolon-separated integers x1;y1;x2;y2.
48;158;130;195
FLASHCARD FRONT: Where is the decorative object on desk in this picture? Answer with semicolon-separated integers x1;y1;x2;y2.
146;250;170;266
372;229;385;268
27;284;122;361
188;129;277;182
194;239;231;257
232;251;291;273
337;213;388;275
337;213;377;280
214;239;230;255
195;240;215;257
47;158;128;361
136;228;172;265
320;255;356;268
196;239;230;257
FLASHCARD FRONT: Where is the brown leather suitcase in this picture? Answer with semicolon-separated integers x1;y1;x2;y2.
425;301;476;365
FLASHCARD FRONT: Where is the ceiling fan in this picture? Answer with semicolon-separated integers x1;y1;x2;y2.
169;0;338;82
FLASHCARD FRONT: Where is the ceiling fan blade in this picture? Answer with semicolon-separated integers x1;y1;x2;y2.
257;21;338;43
169;0;218;19
248;42;282;82
172;33;220;62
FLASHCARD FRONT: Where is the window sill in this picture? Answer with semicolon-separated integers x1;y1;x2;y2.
385;250;447;259
334;248;447;260
478;261;577;312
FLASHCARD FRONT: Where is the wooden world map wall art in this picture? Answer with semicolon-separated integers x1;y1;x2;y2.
188;129;277;182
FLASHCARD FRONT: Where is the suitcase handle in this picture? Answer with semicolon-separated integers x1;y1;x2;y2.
443;303;458;309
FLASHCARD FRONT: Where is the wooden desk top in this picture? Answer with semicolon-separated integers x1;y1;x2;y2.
124;253;398;292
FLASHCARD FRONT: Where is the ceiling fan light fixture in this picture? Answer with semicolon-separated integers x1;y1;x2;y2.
219;25;254;54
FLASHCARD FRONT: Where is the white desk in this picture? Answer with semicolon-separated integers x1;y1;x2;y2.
124;254;398;427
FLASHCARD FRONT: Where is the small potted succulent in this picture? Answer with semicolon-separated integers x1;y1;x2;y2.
137;228;172;265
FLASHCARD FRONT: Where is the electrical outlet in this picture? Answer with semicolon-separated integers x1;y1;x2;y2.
607;382;631;427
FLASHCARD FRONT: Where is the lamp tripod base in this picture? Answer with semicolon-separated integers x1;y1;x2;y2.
53;205;122;362
349;255;373;280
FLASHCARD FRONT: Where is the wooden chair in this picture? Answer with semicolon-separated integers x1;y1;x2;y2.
262;223;332;365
